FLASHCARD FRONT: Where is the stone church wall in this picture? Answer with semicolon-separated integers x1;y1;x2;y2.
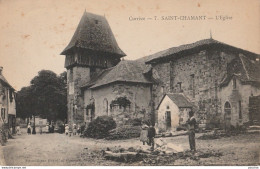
83;82;152;126
151;49;239;128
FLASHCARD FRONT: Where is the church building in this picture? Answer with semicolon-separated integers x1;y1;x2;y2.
61;11;260;132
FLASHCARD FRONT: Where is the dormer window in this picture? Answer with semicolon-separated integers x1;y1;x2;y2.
95;20;98;24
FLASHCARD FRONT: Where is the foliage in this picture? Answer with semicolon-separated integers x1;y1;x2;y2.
125;118;142;126
84;116;116;139
206;113;221;130
16;70;67;122
0;124;8;146
106;125;141;140
110;96;131;109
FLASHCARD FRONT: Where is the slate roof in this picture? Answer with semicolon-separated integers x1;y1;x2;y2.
220;54;260;87
61;11;126;57
81;60;153;89
145;38;259;64
157;93;193;109
0;73;14;90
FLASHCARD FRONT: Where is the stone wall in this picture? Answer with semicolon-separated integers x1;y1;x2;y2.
83;82;152;126
151;49;238;128
220;77;260;127
67;66;91;125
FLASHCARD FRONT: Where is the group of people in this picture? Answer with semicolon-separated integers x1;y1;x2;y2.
65;123;82;136
140;123;156;150
140;111;197;153
26;122;55;135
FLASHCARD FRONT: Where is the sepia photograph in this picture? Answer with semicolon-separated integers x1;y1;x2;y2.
0;0;259;167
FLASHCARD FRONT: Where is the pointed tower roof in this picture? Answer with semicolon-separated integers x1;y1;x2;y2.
61;12;126;57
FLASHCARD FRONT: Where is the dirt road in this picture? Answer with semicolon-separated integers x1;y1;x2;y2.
1;130;259;166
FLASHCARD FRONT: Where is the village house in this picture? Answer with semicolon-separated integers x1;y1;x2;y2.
0;66;16;134
61;11;260;132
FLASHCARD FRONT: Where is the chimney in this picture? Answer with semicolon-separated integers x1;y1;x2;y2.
0;66;3;75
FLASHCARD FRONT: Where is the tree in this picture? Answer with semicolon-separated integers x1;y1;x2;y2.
16;70;67;122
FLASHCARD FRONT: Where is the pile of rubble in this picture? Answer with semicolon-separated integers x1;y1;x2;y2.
101;142;223;165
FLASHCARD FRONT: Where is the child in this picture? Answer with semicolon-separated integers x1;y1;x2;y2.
16;125;21;135
69;125;73;137
77;125;81;135
140;122;149;145
65;124;69;135
73;124;77;135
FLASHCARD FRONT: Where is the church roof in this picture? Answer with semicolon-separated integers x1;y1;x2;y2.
81;60;153;89
157;93;193;110
61;11;126;57
220;54;260;87
145;38;259;64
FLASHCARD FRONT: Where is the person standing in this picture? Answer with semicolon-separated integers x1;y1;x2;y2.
140;122;149;145
16;125;21;135
46;123;49;134
65;124;69;135
187;111;196;152
148;124;156;151
39;124;42;135
73;124;77;136
27;123;32;135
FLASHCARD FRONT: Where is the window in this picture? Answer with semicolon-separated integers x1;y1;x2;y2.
103;98;108;115
161;86;165;94
233;77;236;89
177;82;182;92
95;20;99;24
1;108;5;121
166;105;169;109
190;74;195;98
239;100;242;119
224;102;231;117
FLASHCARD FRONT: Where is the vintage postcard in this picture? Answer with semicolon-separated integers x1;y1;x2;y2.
0;0;259;167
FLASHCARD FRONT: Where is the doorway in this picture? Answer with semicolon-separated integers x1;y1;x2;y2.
224;102;231;131
165;111;171;130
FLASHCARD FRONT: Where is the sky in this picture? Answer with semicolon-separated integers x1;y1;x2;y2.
0;0;259;91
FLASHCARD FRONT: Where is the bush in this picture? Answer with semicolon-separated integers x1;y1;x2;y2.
125;118;142;126
106;125;141;140
0;124;8;146
84;116;116;139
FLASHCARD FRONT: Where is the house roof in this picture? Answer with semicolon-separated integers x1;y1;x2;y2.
61;11;126;57
81;60;153;89
157;93;193;109
220;54;260;87
145;38;259;64
0;73;15;90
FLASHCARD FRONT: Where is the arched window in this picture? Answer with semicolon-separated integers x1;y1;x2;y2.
224;101;231;116
224;102;231;109
103;98;108;115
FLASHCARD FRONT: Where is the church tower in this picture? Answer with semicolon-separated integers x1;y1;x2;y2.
60;11;126;124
